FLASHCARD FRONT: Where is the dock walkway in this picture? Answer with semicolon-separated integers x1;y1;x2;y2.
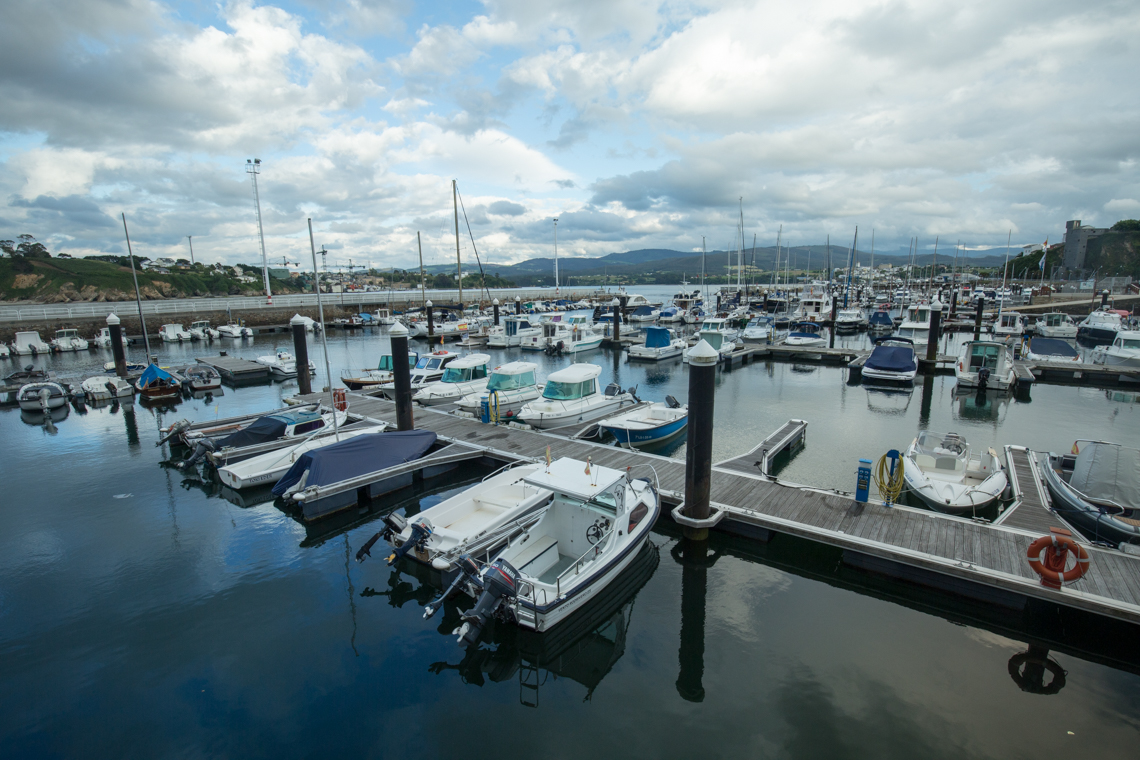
996;446;1082;537
196;355;270;385
299;391;1140;626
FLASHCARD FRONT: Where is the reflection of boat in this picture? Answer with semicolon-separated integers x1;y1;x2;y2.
456;362;542;420
902;430;1007;513
20;405;70;427
518;364;637;429
954;387;1011;422
445;457;659;645
865;386;913;416
599;397;688;449
861;337;917;384
1040;441;1140;547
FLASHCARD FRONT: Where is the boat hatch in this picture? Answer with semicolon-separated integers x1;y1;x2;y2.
542;379;596;400
968;344;1002;370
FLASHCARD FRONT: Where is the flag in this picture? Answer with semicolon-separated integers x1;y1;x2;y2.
545;445;551;470
1040;239;1048;271
584;456;591;475
1071;441;1080;455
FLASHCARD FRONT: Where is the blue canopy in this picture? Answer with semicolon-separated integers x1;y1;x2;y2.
272;430;437;495
1029;337;1079;358
218;415;290;449
138;363;177;389
631;305;656;316
865;344;917;372
644;326;672;349
869;311;894;328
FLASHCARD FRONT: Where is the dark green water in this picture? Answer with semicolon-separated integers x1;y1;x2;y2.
3;323;1140;758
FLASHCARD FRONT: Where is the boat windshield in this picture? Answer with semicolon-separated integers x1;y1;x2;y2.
378;356;393;371
441;365;487;383
701;332;725;350
488;370;535;391
914;431;969;470
426;358;444;370
415;357;431;369
969;344;1001;370
1120;339;1140;349
542;379;594;400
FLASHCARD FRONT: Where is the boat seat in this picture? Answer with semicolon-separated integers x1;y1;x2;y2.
914;454;937;470
512;535;559;576
935;456;964;472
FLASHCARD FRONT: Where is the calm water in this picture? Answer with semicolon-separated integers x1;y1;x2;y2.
3;300;1140;758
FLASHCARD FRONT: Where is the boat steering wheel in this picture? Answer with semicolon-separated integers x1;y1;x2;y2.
586;519;608;545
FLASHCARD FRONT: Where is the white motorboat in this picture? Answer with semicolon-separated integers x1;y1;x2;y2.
217;424;386;490
378;350;462;398
188;320;220;340
526;316;604;355
1076;307;1123;345
181;364;223;392
12;331;50;355
687;317;737;345
1022;337;1081;363
895;304;931;345
902;430;1007;514
795;285;832;323
682;327;741;362
438;457;659;644
373;309;396;325
81;375;135;402
254;350;316;378
51;328;89;352
384;463;554;568
518;364;638;429
740;316;783;344
414;353;492;406
834;307;868;331
488;315;541;347
457;361;543;420
619;292;661;310
217;322;253;338
628;326;686;361
92;327;129;348
783;322;826;347
159;323;192;342
861;338;918;384
1090;330;1140;368
290;314;320;332
0;343;8;358
599;397;688;448
1034;313;1077;338
991;312;1025;339
18;381;68;411
955;340;1016;391
658;306;683;323
628;305;660;323
341;352;418;391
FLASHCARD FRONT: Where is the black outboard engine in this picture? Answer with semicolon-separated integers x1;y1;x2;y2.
604;382;622;397
544;340;565;356
665;394;681;409
977;366;991;390
178;437;216;469
423;554;482;620
386;518;434;565
455;558;520;648
157;419;191;447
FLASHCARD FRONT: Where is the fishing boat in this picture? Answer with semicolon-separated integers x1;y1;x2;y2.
902;430;1007;514
188;320;220;340
794;285;832;323
1023;337;1081;363
456;362;542;420
834;307;868;331
254;350;315;378
599;397;688;448
135;363;182;400
1039;441;1140;547
895;304;931;345
180;364;223;392
955;341;1016;391
92;327;129;347
274;430;442;521
50;329;89;351
382;462;554;568
628;326;686;361
373;309;396;325
861;337;918;384
159;323;192;342
741;315;780;344
1090;330;1140;368
487;315;540;348
434;456;659;644
81;376;134;402
414;353;491;406
1076;307;1123;345
217;424;386;490
378;350;462;398
991;312;1025;339
17;381;68;411
12;331;50;355
784;322;826;347
524;317;604;355
517;364;638;429
341;353;419;391
627;305;660;323
1033;313;1077;338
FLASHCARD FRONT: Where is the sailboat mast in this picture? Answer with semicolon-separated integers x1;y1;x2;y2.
308;218;339;441
928;235;939;294
701;237;707;304
844;227;858;308
998;229;1011;324
121;213;151;357
417;231;426;307
453;180;462;308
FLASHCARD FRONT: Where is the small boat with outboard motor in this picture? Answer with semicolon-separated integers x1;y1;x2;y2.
11;331;50;356
217;423;386;490
179;364;223;392
628;326;686;361
188;320;221;340
254;350;316;378
135;363;182;400
17;381;68;411
1077;307;1123;345
159;323;193;342
217;321;254;338
902;430;1007;514
92;326;129;348
861;337;918;384
50;328;89;352
517;364;638;430
834;307;868;331
599;397;687;448
81;375;135;402
955;340;1015;392
868;307;895;333
456;361;542;420
341;353;419;391
417;457;660;646
172;406;350;468
1039;440;1140;548
414;353;491;406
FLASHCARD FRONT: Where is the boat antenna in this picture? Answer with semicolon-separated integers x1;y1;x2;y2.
997;229;1011;327
308;218;339;441
121;212;151;358
455;184;492;304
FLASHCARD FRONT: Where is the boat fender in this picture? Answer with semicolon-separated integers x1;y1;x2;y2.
1027;531;1090;588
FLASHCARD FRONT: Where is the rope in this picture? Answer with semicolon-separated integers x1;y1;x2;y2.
874;451;905;506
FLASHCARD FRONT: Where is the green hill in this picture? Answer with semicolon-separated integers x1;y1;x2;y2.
1084;221;1140;279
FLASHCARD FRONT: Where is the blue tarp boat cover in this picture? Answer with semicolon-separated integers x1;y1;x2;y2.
1029;337;1079;358
138;363;177;389
866;345;917;372
644;326;672;349
869;311;894;328
272;430;437;495
631;305;656;316
218;415;290;449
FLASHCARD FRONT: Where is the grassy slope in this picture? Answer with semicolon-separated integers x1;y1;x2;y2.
1085;232;1140;279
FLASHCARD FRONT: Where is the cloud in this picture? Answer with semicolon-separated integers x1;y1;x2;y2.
1104;198;1140;216
487;200;526;216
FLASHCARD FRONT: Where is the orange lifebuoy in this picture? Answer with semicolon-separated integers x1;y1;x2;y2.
1026;531;1090;588
332;388;347;412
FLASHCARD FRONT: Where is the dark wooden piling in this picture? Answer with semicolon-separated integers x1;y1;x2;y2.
515;296;522;315
426;300;434;338
108;314;127;378
390;321;414;431
974;296;984;341
683;339;717;541
291;314;311;396
492;299;500;326
612;298;621;343
922;299;943;371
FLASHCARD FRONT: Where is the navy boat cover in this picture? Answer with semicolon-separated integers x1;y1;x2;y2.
1029;337;1079;358
644;326;672;349
272;430;437;495
218;415;289;449
868;311;894;328
631;305;657;316
865;345;917;372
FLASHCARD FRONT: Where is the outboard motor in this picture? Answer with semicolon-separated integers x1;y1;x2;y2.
455;558;520;648
423;554;482;620
156;419;192;447
665;394;681;409
386;518;434;565
977;366;991;390
38;387;52;414
604;382;622;397
178;436;216;469
626;384;640;402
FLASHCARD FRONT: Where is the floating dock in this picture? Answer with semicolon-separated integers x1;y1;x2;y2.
196;355;270;385
995;446;1082;536
297;390;1140;627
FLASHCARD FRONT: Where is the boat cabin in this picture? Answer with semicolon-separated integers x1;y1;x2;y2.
378;353;418;371
55;329;80;340
486;362;538;391
415;351;458;372
697;318;730;333
1040;313;1073;329
995;313;1023;332
504;316;536;337
541;364;601;401
698;331;728;351
439;354;490;384
965;342;1006;372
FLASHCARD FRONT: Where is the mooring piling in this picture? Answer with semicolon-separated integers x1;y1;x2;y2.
921;298;943;372
612;298;621;343
682;339;717;541
492;298;500;326
290;314;312;396
426;300;434;338
515;296;522;315
107;313;127;378
390;321;414;431
974;296;984;341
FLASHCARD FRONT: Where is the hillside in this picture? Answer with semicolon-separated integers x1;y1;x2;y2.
0;257;304;302
1084;225;1140;279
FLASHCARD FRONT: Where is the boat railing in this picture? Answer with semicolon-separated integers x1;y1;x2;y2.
555;526;616;592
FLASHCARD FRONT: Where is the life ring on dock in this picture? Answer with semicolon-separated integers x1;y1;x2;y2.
1026;533;1089;588
332;388;348;412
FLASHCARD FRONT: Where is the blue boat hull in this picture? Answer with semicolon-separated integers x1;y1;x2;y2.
601;416;688;448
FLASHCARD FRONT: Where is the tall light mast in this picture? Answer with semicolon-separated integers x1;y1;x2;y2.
553;217;560;296
246;158;271;303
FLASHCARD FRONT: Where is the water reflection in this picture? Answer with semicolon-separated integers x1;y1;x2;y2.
20;405;69;432
673;537;722;703
1008;644;1066;695
954;387;1012;424
865;387;913;417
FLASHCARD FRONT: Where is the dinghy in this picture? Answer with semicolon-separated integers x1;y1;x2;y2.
902;430;1007;513
17;381;68;411
1039;441;1140;547
599;397;688;448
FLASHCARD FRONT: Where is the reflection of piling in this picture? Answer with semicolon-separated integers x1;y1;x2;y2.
921;299;943;371
919;373;935;427
291;314;312;396
492;298;500;326
612;298;621;343
974;297;984;341
683;339;717;541
676;539;708;703
390;321;414;431
108;313;127;378
123;403;140;447
426;300;434;338
1008;643;1066;695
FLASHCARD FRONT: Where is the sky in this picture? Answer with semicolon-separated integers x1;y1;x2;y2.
1;0;1139;272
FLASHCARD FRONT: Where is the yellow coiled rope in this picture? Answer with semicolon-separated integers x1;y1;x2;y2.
874;451;905;506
